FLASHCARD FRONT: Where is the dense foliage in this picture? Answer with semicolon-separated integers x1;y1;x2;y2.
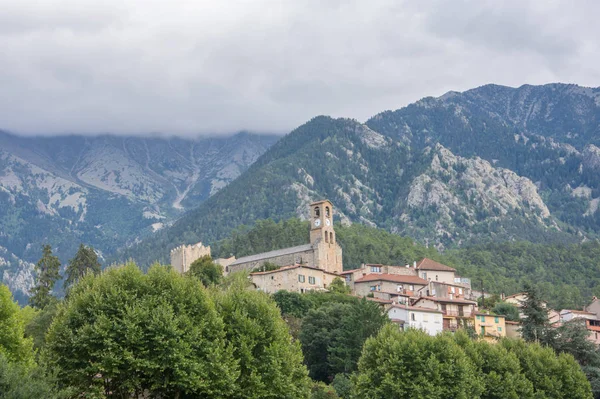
64;243;101;291
187;255;224;286
353;326;592;399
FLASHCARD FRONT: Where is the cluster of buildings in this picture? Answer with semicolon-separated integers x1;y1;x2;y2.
170;199;597;343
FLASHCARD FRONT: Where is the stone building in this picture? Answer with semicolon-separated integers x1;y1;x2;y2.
250;264;340;294
170;242;211;274
226;200;343;274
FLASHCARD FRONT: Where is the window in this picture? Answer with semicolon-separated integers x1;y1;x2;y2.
325;206;330;217
370;266;382;273
409;285;414;291
298;275;305;283
308;276;315;285
271;276;274;280
330;232;334;243
397;285;403;292
451;287;455;294
314;207;320;218
421;272;427;279
459;288;463;295
497;327;502;332
325;233;328;243
436;275;438;281
423;314;429;322
345;275;351;282
494;316;499;323
370;285;377;291
411;313;416;321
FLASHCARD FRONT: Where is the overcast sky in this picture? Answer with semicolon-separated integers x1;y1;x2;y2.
1;0;599;136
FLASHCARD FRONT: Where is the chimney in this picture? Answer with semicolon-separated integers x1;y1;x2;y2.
413;261;417;268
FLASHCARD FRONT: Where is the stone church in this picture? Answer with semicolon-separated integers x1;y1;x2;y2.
170;200;343;276
225;200;343;275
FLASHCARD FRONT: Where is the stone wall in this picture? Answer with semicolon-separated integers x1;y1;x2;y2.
251;266;338;294
227;248;316;274
170;242;211;274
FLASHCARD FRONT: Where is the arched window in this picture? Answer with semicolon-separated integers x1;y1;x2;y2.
325;206;330;217
314;206;320;218
330;232;334;243
325;233;329;243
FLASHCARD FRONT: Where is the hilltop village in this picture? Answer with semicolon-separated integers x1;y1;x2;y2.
171;200;600;342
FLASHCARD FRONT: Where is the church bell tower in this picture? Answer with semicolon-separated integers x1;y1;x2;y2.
310;200;335;245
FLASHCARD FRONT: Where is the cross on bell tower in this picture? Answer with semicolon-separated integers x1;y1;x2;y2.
310;200;335;245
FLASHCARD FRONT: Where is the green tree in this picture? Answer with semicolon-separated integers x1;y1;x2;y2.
452;332;533;399
24;302;58;353
214;281;311;398
187;255;223;286
0;353;69;399
331;373;352;399
353;326;483;399
273;290;314;318
310;381;339;399
45;263;238;398
0;285;34;366
501;338;593;399
520;283;554;345
554;319;600;366
492;302;520;322
329;277;350;294
300;299;387;382
29;245;61;310
64;243;101;291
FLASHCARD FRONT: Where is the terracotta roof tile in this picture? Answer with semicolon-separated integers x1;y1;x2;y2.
416;258;456;272
413;296;477;305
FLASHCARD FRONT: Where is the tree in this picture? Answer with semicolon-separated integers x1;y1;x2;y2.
214;280;311;398
500;338;593;399
492;302;520;322
331;373;352;399
520;283;554;345
452;332;533;399
29;245;61;309
328;277;350;294
187;255;223;286
45;263;238;398
300;299;387;382
24;302;58;353
353;326;483;399
0;353;69;399
310;381;339;399
64;243;101;291
0;285;34;366
273;290;314;318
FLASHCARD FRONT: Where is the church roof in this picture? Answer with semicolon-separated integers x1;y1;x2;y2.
229;243;314;266
416;258;456;272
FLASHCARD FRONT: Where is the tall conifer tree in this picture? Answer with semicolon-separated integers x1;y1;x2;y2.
29;245;61;309
64;244;101;290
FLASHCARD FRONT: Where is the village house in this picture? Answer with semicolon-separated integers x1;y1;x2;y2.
473;313;506;342
250;264;339;294
412;296;477;331
505;321;521;338
387;304;444;336
353;273;429;298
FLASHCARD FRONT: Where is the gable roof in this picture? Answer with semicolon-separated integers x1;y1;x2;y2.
413;296;477;305
230;243;313;266
354;273;428;285
416;258;456;272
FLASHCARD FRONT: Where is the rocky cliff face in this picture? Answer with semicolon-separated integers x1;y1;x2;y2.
0;131;276;298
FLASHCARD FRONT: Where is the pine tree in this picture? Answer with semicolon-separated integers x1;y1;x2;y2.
520;283;554;345
64;244;101;291
29;245;61;309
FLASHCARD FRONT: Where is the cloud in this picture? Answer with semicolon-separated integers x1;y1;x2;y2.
0;0;598;136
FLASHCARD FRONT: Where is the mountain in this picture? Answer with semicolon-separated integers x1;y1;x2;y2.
122;83;600;266
0;131;277;300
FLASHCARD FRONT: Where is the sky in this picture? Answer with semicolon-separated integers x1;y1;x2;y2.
1;0;599;136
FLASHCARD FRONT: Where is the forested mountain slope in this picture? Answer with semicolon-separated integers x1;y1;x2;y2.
122;83;600;265
0;131;276;300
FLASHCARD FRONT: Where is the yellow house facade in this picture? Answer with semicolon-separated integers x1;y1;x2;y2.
474;313;506;341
